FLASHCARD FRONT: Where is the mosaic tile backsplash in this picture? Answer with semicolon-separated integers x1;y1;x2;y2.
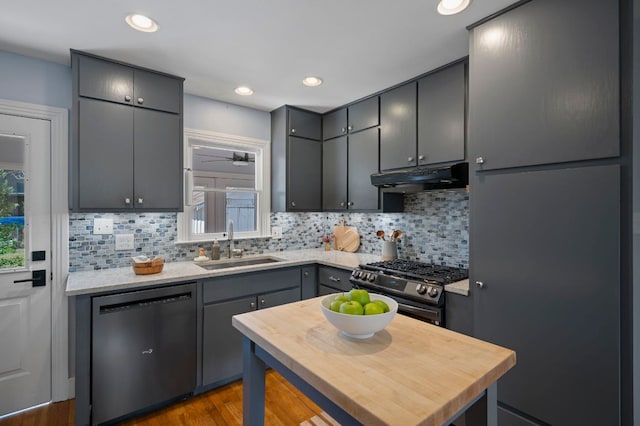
68;189;468;272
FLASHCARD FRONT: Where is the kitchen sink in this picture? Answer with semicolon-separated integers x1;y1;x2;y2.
195;256;283;270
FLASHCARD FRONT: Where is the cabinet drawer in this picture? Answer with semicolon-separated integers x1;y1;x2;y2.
202;267;301;304
318;267;353;292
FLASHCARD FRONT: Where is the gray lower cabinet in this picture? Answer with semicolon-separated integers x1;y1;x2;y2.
318;266;353;294
470;165;620;425
444;291;472;336
468;0;619;171
417;61;465;166
71;50;184;212
380;82;417;171
201;268;302;387
301;265;318;300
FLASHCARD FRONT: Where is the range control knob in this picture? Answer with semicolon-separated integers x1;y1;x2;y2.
427;286;439;297
367;273;376;282
416;283;427;295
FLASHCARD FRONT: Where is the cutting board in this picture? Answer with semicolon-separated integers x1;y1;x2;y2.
333;220;360;252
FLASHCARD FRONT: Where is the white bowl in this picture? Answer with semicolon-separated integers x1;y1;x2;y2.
320;293;398;339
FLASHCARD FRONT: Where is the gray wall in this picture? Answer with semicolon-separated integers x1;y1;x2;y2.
0;51;72;109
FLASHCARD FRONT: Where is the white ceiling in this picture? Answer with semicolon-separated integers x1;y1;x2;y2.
0;0;516;113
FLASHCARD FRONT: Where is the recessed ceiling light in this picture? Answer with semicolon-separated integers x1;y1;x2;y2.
302;76;323;87
125;14;159;32
234;86;254;96
437;0;472;15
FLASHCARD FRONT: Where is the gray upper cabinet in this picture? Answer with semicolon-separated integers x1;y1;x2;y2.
71;50;184;212
288;108;322;140
347;127;380;210
323;108;348;141
77;54;182;114
323;97;379;141
380;82;417;171
468;0;619;170
417;61;465;166
271;106;323;212
322;136;348;210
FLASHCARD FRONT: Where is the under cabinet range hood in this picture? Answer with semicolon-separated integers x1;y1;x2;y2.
370;162;468;193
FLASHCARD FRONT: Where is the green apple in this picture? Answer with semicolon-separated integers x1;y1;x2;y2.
371;300;390;313
334;294;349;303
364;302;384;315
348;289;371;306
339;300;364;315
330;299;345;312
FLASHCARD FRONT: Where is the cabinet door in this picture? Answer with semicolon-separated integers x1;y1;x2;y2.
202;296;256;386
380;82;417;171
348;96;379;133
468;0;618;170
77;98;134;210
323;108;347;140
301;266;317;300
418;61;465;166
133;108;182;211
288;136;322;211
288;108;321;140
77;54;134;105
133;69;182;114
471;165;620;425
322;136;348;210
348;127;379;210
259;287;301;309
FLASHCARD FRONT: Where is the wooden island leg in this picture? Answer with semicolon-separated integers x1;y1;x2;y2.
242;336;267;426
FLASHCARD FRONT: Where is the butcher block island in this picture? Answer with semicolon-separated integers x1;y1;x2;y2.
232;296;516;426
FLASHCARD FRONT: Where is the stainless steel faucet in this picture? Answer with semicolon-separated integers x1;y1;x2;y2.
228;220;234;258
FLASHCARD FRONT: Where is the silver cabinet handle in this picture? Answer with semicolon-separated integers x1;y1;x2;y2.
408;157;414;162
291;201;296;207
250;302;256;308
124;198;131;205
291;128;296;134
340;202;345;207
137;97;144;105
476;281;484;289
124;95;132;102
341;127;346;133
347;201;353;206
142;348;153;355
347;125;353;131
329;276;340;282
304;271;309;277
418;155;425;161
260;299;265;305
137;197;143;204
476;157;485;164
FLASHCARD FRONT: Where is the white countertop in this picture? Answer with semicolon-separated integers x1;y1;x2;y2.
65;249;469;297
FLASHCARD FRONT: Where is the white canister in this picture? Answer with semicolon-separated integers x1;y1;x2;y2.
381;241;398;260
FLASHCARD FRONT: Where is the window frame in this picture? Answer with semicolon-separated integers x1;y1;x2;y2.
177;128;271;244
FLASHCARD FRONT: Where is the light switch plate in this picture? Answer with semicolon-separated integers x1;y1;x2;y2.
271;226;283;239
93;218;113;235
115;234;135;251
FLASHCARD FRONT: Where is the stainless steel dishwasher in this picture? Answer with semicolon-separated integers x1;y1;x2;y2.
91;282;197;424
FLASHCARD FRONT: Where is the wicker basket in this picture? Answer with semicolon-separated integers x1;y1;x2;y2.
132;258;164;275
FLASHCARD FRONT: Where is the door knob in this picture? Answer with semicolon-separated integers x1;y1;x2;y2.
476;281;484;289
124;198;131;205
137;97;144;105
137;197;143;204
476;157;485;165
124;95;132;102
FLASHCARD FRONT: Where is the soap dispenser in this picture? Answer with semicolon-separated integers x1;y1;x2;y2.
211;240;221;260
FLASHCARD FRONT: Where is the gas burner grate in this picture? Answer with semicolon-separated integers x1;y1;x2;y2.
363;260;468;284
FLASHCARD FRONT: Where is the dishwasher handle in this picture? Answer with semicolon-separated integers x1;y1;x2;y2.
99;292;192;314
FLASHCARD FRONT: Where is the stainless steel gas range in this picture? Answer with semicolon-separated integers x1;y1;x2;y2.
349;260;468;326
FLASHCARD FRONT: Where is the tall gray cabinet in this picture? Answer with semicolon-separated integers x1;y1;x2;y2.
468;0;621;424
71;50;185;212
271;106;323;212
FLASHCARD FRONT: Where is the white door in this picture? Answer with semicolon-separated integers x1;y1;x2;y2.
0;114;51;415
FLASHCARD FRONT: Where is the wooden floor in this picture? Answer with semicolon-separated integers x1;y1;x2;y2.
0;371;326;426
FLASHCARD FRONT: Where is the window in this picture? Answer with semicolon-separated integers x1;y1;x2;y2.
177;129;270;243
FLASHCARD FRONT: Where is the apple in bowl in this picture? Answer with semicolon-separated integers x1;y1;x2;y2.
320;290;398;339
